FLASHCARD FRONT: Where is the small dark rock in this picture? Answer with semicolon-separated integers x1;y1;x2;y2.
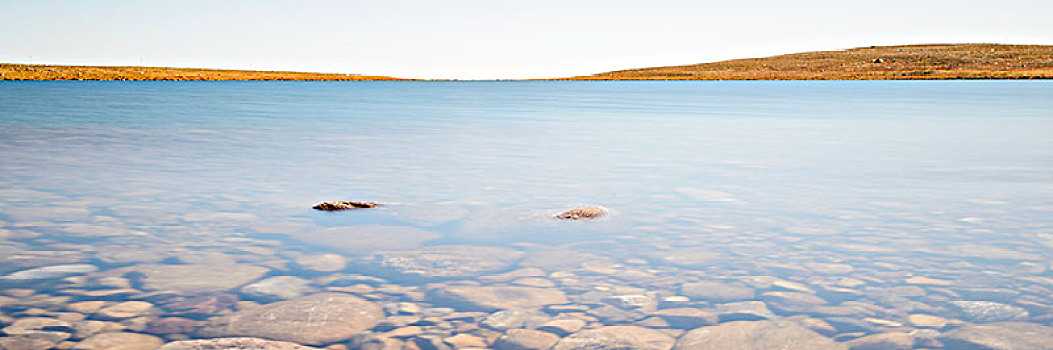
313;201;380;211
555;206;608;220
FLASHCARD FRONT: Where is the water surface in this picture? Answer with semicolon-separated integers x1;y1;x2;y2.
1;81;1051;349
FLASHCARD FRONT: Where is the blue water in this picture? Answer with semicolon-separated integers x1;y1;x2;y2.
1;81;1051;347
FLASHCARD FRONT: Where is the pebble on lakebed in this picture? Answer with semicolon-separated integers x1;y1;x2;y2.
311;201;381;211
555;206;609;220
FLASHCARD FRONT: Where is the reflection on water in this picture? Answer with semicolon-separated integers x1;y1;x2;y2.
0;81;1051;349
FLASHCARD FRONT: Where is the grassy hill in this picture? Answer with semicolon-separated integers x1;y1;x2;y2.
0;64;407;81
565;44;1053;80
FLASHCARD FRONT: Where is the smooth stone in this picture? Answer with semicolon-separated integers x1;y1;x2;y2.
295;254;348;272
714;301;776;321
643;248;722;268
412;335;452;350
161;293;239;315
157;337;321;350
240;276;311;300
95;301;152;319
428;285;567;311
672;320;846;350
0;332;70;350
443;333;488;348
511;278;556;288
375;246;523;277
2;317;72;335
537;319;586;336
1;265;97;280
907;314;948;328
680;281;755;301
494;329;560;350
554;326;675;350
94;250;166;264
145;317;202;334
106;264;269;293
651;308;719;329
69;320;123;339
904;276;953;286
482;309;551;330
939;322;1053;350
950;301;1029;322
71;332;164;350
604;295;657;311
199;293;384;345
804;262;855;274
845;332;914;350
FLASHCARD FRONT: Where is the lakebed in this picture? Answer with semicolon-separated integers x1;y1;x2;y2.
0;81;1051;349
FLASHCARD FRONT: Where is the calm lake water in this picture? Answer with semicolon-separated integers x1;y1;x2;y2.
0;81;1051;349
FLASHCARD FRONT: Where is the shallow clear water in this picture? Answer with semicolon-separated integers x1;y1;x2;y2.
0;81;1051;349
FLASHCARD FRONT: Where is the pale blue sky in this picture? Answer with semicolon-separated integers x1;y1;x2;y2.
3;0;1051;79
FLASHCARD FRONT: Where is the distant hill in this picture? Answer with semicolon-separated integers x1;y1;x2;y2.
0;64;407;81
565;44;1053;80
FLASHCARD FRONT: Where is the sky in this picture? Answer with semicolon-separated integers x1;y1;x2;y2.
2;0;1051;79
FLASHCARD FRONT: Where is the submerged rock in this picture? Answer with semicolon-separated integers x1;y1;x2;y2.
680;281;756;301
495;329;560;350
1;264;97;280
161;293;239;315
71;332;164;350
157;337;321;350
939;322;1053;350
428;285;568;311
375;246;523;277
482;309;551;330
555;206;608;221
554;326;675;350
950;301;1029;322
0;332;71;350
312;201;380;211
672;320;846;350
106;264;269;293
240;276;312;300
295;254;347;272
199;293;384;345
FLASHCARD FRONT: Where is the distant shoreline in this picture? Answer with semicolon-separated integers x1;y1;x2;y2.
3;44;1052;81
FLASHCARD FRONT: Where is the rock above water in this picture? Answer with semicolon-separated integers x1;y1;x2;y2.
940;322;1053;350
554;326;675;350
680;281;756;301
672;320;846;350
240;276;311;300
376;246;524;277
72;332;164;350
157;337;321;350
106;264;269;293
555;206;608;221
950;301;1029;322
428;285;568;311
312;201;380;211
1;264;98;280
199;292;384;345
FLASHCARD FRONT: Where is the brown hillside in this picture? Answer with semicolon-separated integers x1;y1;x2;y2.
0;64;407;81
566;44;1053;80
